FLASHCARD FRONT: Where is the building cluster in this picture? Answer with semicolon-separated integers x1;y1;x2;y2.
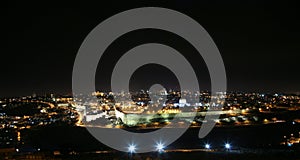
0;94;78;150
74;91;300;127
0;91;299;151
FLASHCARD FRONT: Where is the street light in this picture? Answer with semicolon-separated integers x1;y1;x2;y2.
225;143;231;149
128;144;136;153
205;144;210;149
155;142;165;152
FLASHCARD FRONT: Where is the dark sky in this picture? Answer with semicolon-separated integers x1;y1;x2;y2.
4;1;300;97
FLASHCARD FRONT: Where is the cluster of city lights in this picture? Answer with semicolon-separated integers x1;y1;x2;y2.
127;142;232;153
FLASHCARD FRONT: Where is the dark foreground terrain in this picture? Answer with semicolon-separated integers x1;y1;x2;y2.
5;122;298;160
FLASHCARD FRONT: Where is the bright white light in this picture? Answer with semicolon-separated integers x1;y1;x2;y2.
205;144;210;149
128;144;136;153
155;142;165;152
16;148;19;152
225;143;231;149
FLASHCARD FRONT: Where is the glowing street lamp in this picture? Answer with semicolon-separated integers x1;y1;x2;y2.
155;142;165;152
225;143;231;149
127;144;136;153
205;144;211;149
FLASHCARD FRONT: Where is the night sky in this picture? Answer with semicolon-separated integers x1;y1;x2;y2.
4;1;300;97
